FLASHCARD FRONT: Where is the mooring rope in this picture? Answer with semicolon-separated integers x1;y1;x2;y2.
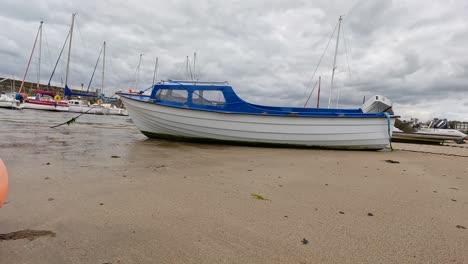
50;93;117;128
384;112;393;151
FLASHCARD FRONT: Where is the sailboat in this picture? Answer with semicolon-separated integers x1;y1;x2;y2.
22;20;69;111
0;78;24;109
66;41;109;115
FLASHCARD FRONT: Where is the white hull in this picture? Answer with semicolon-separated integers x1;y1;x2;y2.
23;102;69;111
107;108;128;116
0;100;24;109
101;104;128;116
88;107;109;115
68;105;109;115
121;97;396;149
393;127;467;144
0;95;24;109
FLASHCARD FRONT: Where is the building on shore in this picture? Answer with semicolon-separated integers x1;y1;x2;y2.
0;77;99;97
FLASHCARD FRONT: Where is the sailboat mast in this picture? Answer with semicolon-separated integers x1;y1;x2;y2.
185;56;189;80
152;57;158;86
328;16;342;109
193;52;197;80
18;21;42;94
135;54;143;90
37;21;43;89
102;41;106;95
65;13;76;88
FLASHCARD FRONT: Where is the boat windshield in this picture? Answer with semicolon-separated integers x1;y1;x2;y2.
192;90;226;106
156;89;188;103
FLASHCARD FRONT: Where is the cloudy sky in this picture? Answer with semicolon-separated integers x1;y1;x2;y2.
1;0;467;121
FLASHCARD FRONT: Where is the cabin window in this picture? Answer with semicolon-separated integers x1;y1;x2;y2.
192;90;226;106
156;89;188;103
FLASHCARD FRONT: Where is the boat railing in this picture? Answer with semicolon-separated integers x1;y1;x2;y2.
165;80;229;85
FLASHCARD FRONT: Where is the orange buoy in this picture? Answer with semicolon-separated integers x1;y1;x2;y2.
0;159;8;207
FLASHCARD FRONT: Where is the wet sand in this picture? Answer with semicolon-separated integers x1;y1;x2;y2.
0;109;467;263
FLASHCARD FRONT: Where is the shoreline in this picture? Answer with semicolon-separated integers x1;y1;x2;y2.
0;110;467;263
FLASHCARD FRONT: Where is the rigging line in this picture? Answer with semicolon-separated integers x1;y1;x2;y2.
153;57;159;86
36;53;40;87
135;54;143;90
19;22;42;94
185;56;194;80
74;19;88;51
42;26;54;71
303;79;318;107
188;57;193;80
342;23;352;80
302;22;339;107
175;60;186;80
48;30;70;87
86;44;104;93
124;56;137;89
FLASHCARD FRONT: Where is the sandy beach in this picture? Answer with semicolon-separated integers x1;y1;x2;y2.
0;109;467;263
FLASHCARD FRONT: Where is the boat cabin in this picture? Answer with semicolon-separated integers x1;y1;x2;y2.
143;80;383;117
68;99;90;107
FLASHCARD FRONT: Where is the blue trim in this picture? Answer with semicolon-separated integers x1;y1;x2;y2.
65;85;98;98
118;81;389;118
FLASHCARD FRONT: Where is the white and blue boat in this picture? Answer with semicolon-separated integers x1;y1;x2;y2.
117;80;397;149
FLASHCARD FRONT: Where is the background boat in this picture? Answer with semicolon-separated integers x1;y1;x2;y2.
392;118;467;144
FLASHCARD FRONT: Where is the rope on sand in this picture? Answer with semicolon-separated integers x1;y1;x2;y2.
50;93;116;129
50;108;92;128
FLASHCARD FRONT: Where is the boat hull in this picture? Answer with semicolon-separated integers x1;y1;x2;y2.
121;97;396;150
392;129;467;144
0;95;24;109
68;106;109;115
0;101;24;110
24;100;69;111
107;108;128;116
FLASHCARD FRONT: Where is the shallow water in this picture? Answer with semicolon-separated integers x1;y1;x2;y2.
0;108;147;161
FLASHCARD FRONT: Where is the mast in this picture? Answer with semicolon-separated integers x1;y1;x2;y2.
19;21;42;94
86;43;104;93
193;52;197;80
47;30;70;88
37;21;43;89
102;41;106;95
135;54;143;90
152;57;158;86
328;16;342;109
317;76;321;108
65;13;76;88
185;56;189;80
